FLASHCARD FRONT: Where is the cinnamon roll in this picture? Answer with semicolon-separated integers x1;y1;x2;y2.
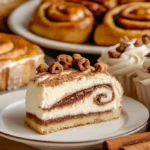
0;33;45;91
0;0;27;32
29;1;94;43
65;0;118;19
94;2;150;46
119;0;150;4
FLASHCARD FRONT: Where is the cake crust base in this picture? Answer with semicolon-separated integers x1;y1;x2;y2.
24;108;122;134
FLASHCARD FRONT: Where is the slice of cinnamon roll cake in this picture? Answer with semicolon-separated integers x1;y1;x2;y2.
25;54;123;134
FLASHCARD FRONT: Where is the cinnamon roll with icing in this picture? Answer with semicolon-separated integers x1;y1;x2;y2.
24;54;123;134
29;0;94;43
94;2;150;46
0;33;45;91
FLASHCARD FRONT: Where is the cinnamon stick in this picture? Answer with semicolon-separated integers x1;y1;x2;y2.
120;141;150;150
103;132;150;150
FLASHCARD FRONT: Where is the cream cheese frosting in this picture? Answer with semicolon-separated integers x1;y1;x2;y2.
26;71;123;120
98;39;150;76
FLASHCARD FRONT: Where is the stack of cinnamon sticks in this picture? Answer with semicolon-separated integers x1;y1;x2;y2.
103;132;150;150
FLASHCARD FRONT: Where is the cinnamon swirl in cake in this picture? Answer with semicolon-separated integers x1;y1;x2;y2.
25;54;123;134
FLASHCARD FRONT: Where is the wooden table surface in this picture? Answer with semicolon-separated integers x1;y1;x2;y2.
0;137;37;150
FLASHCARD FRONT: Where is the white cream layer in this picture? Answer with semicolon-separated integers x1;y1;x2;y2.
26;73;123;120
98;39;150;76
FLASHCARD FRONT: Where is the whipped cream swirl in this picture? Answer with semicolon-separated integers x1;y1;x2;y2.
98;39;150;76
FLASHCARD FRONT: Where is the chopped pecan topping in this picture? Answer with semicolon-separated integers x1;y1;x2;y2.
142;36;150;45
49;62;64;74
36;64;49;73
142;34;150;39
116;36;129;53
117;43;128;53
108;50;121;58
77;58;90;71
134;38;143;47
56;54;73;69
120;36;129;42
94;62;107;72
148;67;150;73
146;53;150;57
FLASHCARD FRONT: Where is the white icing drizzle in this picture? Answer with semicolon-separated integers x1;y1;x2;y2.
98;39;150;76
0;54;44;90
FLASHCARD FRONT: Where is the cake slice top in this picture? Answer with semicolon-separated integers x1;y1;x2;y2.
26;54;123;120
32;54;112;87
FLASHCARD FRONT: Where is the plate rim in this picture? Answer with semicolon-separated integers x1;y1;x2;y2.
8;0;109;55
0;89;149;145
0;121;148;145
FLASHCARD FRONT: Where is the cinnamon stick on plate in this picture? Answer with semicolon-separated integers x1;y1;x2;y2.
103;132;150;150
120;141;150;150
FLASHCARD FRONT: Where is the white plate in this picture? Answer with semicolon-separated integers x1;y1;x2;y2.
8;0;108;55
0;90;149;150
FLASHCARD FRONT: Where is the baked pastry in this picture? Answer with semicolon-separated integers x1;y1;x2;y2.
24;54;123;134
134;57;150;110
98;35;150;99
29;0;94;43
0;33;45;91
94;2;150;46
64;0;118;19
0;0;27;32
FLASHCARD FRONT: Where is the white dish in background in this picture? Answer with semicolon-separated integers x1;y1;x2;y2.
0;89;149;150
8;0;108;55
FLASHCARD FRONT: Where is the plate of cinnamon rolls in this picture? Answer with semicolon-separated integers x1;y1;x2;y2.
8;0;150;54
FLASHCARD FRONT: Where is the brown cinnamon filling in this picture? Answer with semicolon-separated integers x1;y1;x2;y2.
43;84;114;111
26;110;114;125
